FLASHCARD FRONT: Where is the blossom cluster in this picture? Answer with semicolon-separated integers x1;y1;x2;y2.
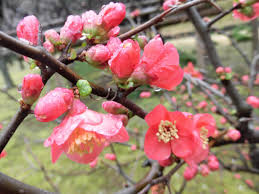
233;0;259;21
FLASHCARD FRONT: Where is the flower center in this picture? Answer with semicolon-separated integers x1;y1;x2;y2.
67;129;105;156
156;120;179;143
200;127;209;149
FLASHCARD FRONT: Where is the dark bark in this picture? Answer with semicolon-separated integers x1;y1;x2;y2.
0;58;15;89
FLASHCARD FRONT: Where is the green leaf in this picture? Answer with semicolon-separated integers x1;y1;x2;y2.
76;79;92;97
70;49;77;60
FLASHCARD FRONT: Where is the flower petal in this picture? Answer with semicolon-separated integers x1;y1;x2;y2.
145;104;169;128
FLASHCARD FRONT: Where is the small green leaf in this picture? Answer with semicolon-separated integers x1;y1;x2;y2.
76;79;92;97
225;73;233;80
70;49;77;60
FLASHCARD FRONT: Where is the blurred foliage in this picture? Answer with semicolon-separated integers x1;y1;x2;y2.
232;24;252;42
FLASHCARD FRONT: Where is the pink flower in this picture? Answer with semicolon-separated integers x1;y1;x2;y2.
43;41;55;53
233;2;259;21
183;165;198;181
44;99;129;164
109;39;140;78
163;0;178;11
171;97;177;103
242;75;249;84
21;74;44;105
131;144;137;151
35;88;74;122
17;15;39;46
224;67;232;73
226;129;241;141
144;105;195;161
44;29;60;45
102;101;128;115
99;2;126;30
85;44;110;68
216;66;224;74
211;106;217;113
0;123;2;130
200;164;210;176
197;101;208;109
183;62;203;79
211;84;219;90
234;173;241;179
186;101;192;107
89;157;98;168
107;37;122;55
158;156;173;167
246;96;259;108
245;179;254;188
130;9;140;17
0;150;7;159
134;35;183;90
107;26;120;38
140;91;151;98
105;153;116;161
220;117;227;125
208;160;219;171
60;15;83;43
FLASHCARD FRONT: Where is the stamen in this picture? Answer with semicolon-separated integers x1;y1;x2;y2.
156;120;179;143
200;127;209;149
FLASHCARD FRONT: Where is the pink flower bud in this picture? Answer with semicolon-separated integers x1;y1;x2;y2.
246;96;259;108
234;173;241;179
85;44;110;67
105;153;116;161
183;165;198;181
102;101;128;115
245;179;254;188
208;155;217;162
163;0;178;11
200;164;210;176
226;129;241;141
60;15;83;43
21;74;44;105
0;150;7;159
216;66;224;74
109;39;140;79
89;157;98;168
220;117;227;125
171;97;177;103
99;2;126;30
130;144;137;151
211;106;217;113
17;15;39;46
82;10;102;35
130;9;140;18
44;29;60;45
139;91;151;98
211;84;219;90
242;75;249;84
108;26;120;38
224;67;232;73
107;37;122;55
197;101;208;109
0;123;2;130
43;41;55;53
34;88;74;122
186;101;192;107
208;160;219;171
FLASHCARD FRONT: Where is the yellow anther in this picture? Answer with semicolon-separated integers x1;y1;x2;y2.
156;120;179;143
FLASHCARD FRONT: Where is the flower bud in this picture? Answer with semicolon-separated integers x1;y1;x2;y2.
184;165;198;181
200;164;210;176
139;91;151;98
216;66;224;74
85;44;110;67
246;96;259;108
158;156;173;167
130;144;137;151
43;41;55;53
105;153;116;161
81;10;102;38
34;88;74;122
44;29;60;45
107;37;122;55
89;158;98;168
163;0;178;11
208;160;219;171
17;15;39;46
60;15;83;43
99;2;126;30
0;150;7;159
21;74;44;105
102;101;128;115
226;129;241;141
224;67;232;73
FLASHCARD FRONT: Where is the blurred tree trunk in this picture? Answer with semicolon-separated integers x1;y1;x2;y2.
0;59;15;89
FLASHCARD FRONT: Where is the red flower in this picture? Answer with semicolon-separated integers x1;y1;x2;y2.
246;96;259;108
183;62;203;79
233;2;259;21
226;129;241;141
109;39;140;79
134;35;183;90
17;15;39;46
60;15;83;43
44;99;129;164
144;105;195;161
158;156;173;167
102;101;128;115
99;2;126;30
163;0;179;11
35;88;74;122
85;44;110;68
89;157;98;168
105;153;116;161
21;74;44;105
